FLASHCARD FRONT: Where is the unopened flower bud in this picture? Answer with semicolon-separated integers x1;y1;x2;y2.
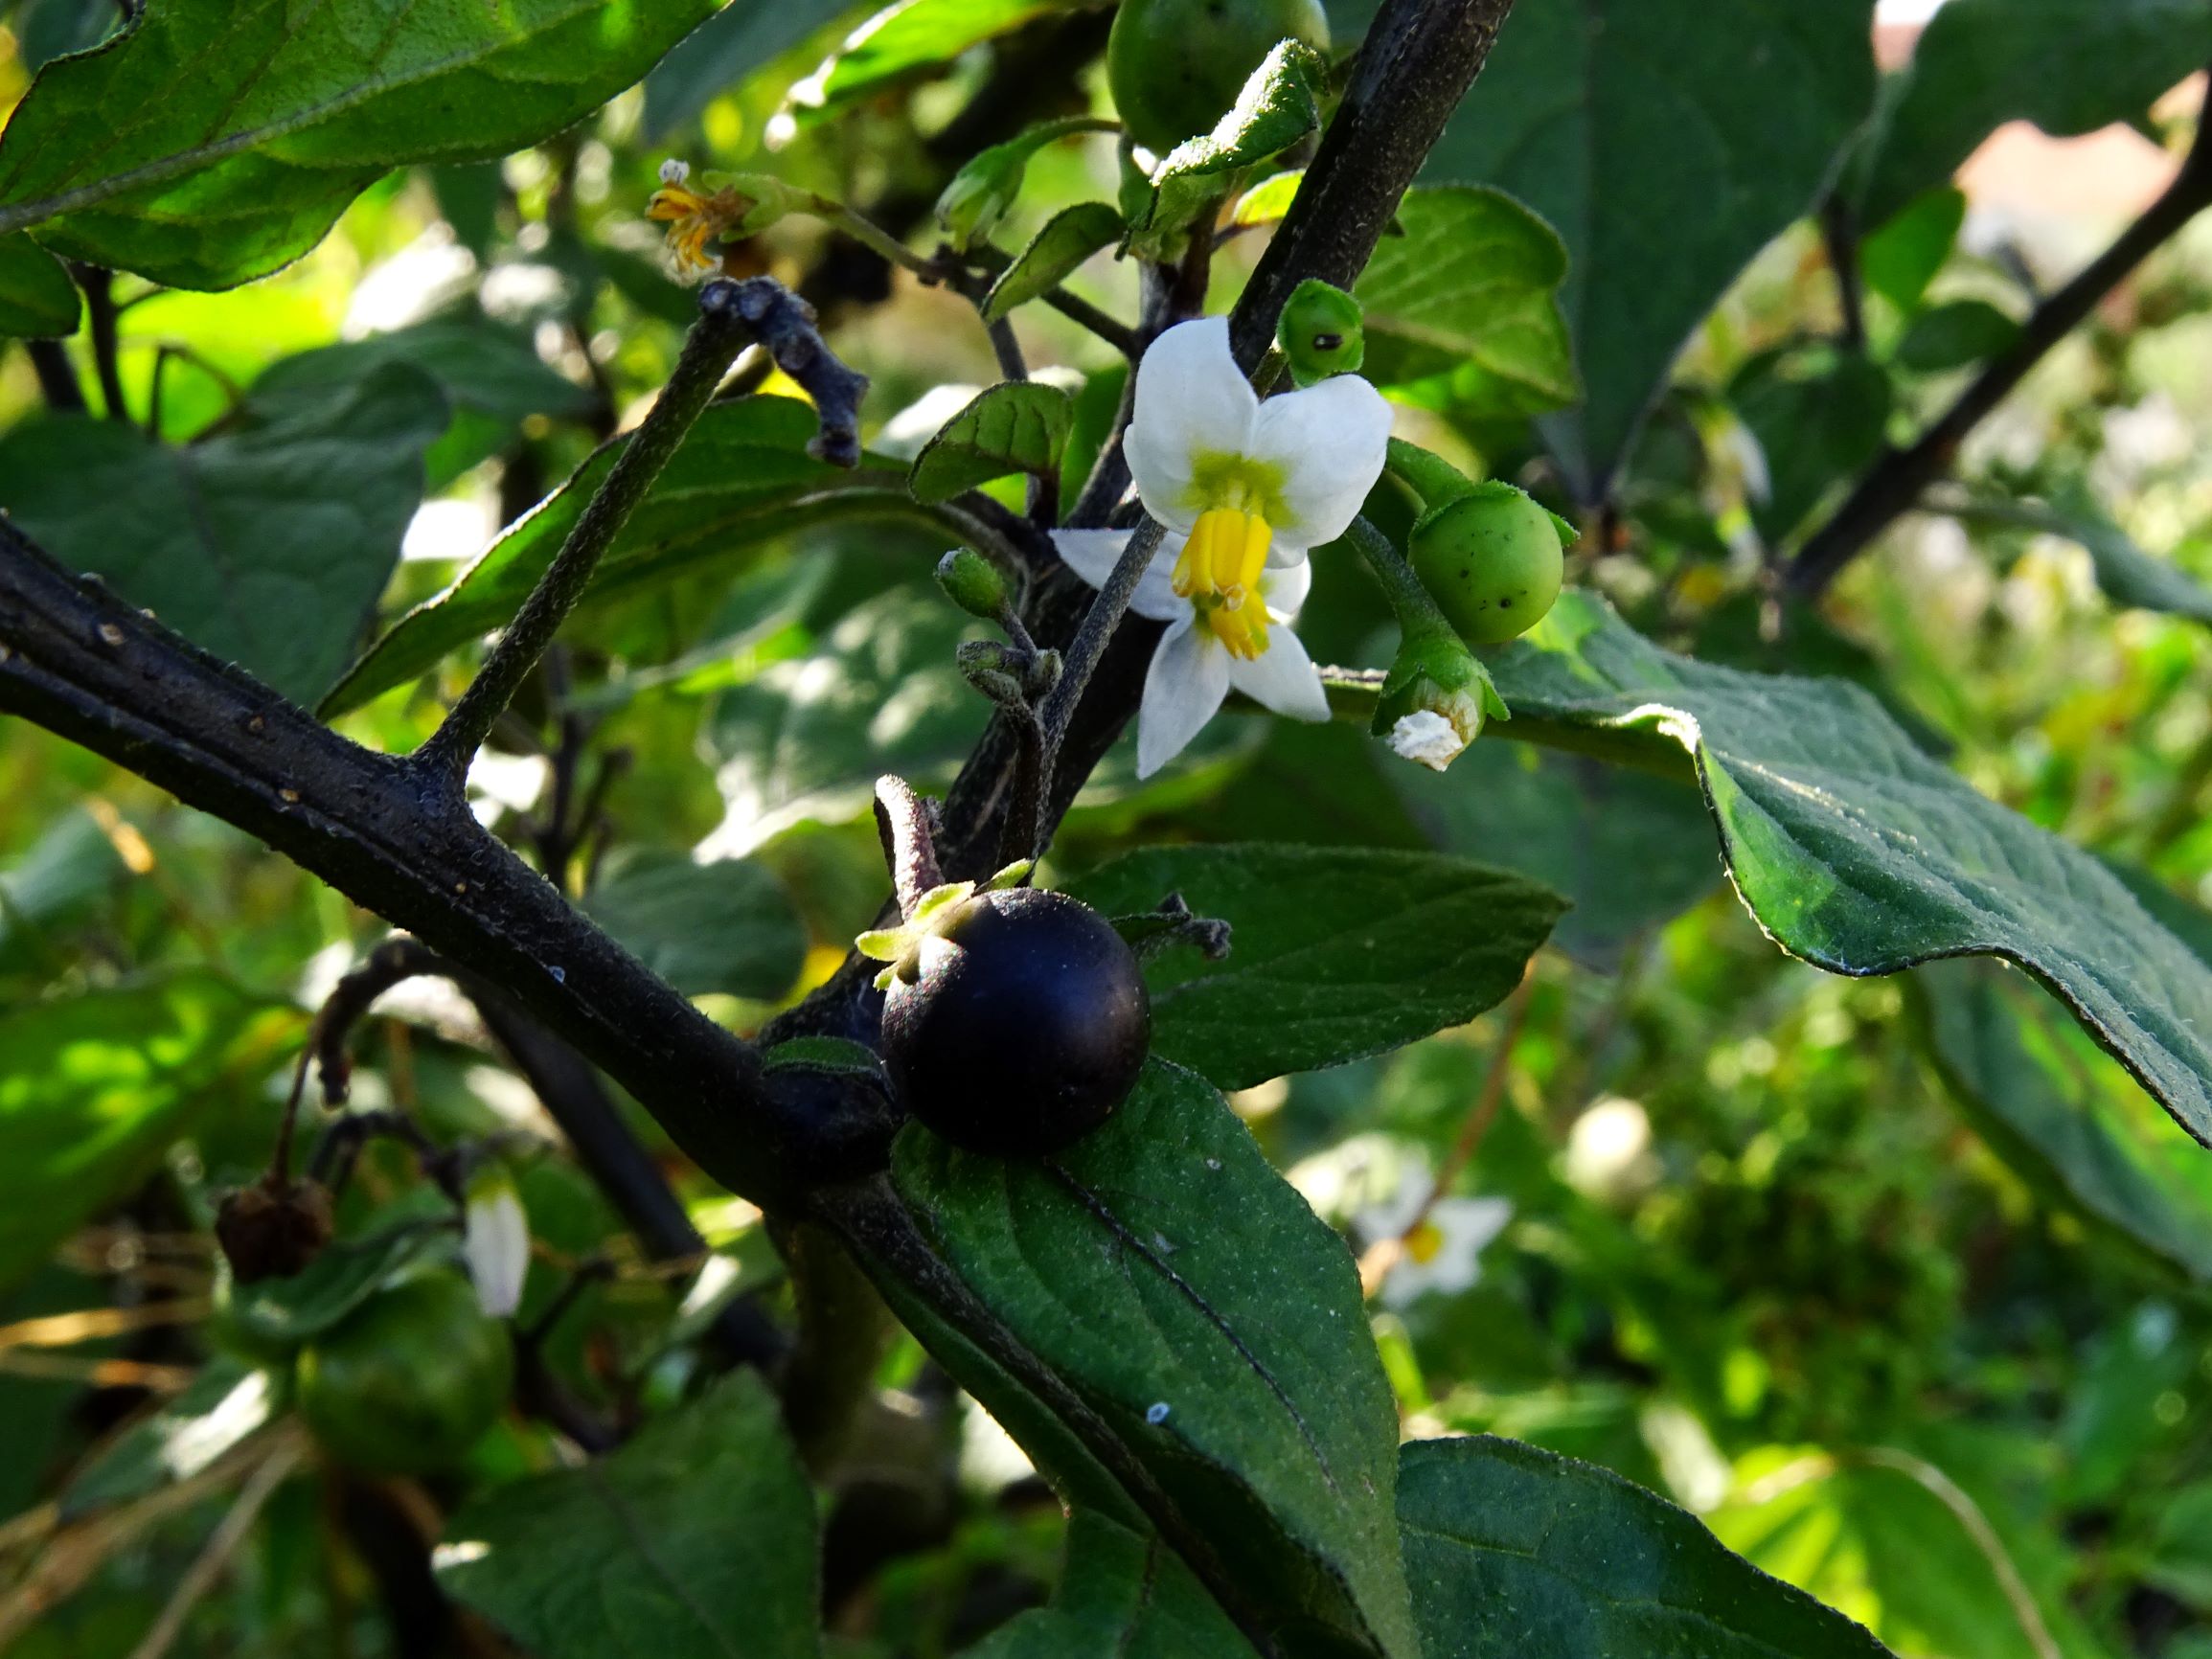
1371;627;1508;773
936;548;1010;622
1277;279;1365;387
935;142;1030;252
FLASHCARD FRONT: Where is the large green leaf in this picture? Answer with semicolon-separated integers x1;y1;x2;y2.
439;1372;820;1659
1427;0;1878;498
1852;0;2212;230
703;582;986;856
1387;741;1721;971
782;0;1064;128
0;234;78;337
322;398;929;717
644;0;861;138
1474;589;2212;1151
1915;959;2212;1284
910;381;1074;503
895;1059;1420;1659
0;0;718;289
1136;41;1326;249
1399;1436;1894;1656
983;202;1123;322
1064;845;1564;1092
582;849;807;1001
967;1509;1254;1657
0;364;447;704
1352;186;1576;420
0;973;279;1292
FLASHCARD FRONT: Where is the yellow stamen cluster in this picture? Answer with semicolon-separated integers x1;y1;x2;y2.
647;182;751;280
1404;1219;1445;1265
1172;508;1273;660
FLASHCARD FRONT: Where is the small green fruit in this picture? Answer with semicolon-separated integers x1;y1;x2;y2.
1277;279;1363;386
296;1271;513;1476
1107;0;1330;154
1409;483;1569;646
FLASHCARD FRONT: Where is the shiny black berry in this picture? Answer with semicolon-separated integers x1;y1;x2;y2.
881;888;1150;1156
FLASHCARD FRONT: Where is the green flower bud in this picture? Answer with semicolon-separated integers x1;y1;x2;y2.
934;142;1029;252
1408;482;1572;646
936;548;1010;622
1370;626;1508;772
1277;279;1365;387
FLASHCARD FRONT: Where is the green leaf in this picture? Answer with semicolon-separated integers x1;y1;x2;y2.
1859;185;1966;314
967;1509;1255;1657
644;0;861;139
1730;348;1893;543
255;322;599;431
910;381;1075;503
1943;495;2212;624
60;1356;277;1520
702;582;986;856
0;807;126;976
0;363;448;704
783;0;1064;128
0;0;718;290
1137;41;1326;247
0;233;77;337
1482;589;2212;1152
439;1372;821;1659
0;973;277;1293
322;398;925;717
582;849;807;1001
1387;741;1720;972
1353;186;1576;420
1429;0;1879;497
1852;0;2212;230
1915;959;2212;1284
1399;1435;1894;1656
1894;297;2020;373
1063;845;1564;1092
895;1059;1420;1659
983;202;1124;323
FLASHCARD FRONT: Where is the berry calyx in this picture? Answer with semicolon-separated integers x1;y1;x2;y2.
879;887;1150;1157
215;1176;333;1284
1106;0;1331;155
1408;483;1571;646
295;1270;513;1475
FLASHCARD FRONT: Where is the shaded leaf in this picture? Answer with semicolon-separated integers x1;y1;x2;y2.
255;322;598;429
1400;1435;1893;1656
1731;348;1893;543
0;363;448;703
1064;845;1564;1091
1137;41;1326;247
1479;589;2212;1150
967;1509;1254;1657
1429;0;1878;497
911;381;1074;502
702;582;986;856
440;1372;821;1659
323;398;927;716
644;0;861;139
1894;297;2020;373
0;973;278;1293
1915;959;2212;1284
983;202;1123;322
223;1193;457;1351
1944;495;2212;624
1852;0;2212;229
0;233;77;337
784;0;1064;128
1859;186;1966;314
61;1357;277;1519
0;0;718;288
582;849;807;1001
1353;186;1576;420
0;807;126;976
895;1060;1420;1659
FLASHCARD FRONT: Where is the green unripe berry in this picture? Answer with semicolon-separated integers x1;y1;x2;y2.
936;548;1010;622
1277;280;1363;387
1107;0;1330;155
1409;483;1570;646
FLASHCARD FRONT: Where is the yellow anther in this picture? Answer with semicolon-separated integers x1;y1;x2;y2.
1405;1220;1445;1265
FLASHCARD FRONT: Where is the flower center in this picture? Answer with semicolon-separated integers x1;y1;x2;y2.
1405;1219;1446;1265
1172;508;1273;661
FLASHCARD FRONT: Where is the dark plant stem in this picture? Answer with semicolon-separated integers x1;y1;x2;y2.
70;264;128;421
26;341;84;412
1790;109;2212;597
1821;193;1868;352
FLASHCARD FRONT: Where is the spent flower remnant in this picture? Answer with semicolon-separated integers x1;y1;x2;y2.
1063;317;1393;774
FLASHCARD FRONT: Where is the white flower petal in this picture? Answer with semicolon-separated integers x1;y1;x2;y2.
1225;620;1329;722
1247;374;1394;557
1125;318;1257;534
1260;556;1311;620
1136;617;1230;779
464;1184;530;1318
1049;529;1186;622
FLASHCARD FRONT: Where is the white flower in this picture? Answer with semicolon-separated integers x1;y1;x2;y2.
1124;317;1393;575
658;157;691;186
1056;526;1330;778
463;1171;530;1319
1371;1195;1514;1309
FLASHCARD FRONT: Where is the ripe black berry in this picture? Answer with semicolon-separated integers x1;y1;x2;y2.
880;887;1149;1156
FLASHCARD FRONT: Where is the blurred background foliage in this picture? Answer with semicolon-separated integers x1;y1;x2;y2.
9;0;2212;1654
